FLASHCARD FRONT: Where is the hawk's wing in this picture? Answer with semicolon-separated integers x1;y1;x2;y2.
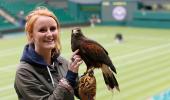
80;39;116;73
80;39;108;62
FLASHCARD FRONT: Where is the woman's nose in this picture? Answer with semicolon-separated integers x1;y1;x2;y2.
46;29;53;36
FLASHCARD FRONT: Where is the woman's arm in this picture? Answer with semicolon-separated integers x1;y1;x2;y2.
14;66;74;100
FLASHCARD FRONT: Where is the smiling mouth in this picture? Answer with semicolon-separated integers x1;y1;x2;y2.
44;39;55;43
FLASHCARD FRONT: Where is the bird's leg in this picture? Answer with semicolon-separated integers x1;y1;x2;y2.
87;67;95;77
84;67;92;75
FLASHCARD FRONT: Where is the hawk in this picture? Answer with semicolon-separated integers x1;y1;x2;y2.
71;27;119;99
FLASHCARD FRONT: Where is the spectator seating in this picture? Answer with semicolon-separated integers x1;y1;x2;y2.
0;0;83;31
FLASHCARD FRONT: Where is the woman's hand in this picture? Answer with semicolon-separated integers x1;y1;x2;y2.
69;49;83;73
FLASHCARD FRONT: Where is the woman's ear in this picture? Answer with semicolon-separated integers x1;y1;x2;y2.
28;32;34;43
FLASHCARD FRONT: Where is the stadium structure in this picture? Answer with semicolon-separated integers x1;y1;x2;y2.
1;0;170;33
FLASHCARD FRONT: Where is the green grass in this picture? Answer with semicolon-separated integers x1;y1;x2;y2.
0;26;170;100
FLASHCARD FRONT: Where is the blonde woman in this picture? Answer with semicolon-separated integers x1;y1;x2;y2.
14;7;83;100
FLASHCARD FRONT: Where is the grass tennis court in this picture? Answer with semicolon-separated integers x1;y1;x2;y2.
0;26;170;100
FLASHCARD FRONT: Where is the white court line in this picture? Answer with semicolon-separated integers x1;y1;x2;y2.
0;94;17;100
126;35;170;42
0;64;17;70
0;51;20;58
121;70;170;98
0;84;13;92
0;46;22;54
112;43;170;61
0;47;23;58
116;47;170;67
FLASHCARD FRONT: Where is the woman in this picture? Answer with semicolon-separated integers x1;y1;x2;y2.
14;7;83;100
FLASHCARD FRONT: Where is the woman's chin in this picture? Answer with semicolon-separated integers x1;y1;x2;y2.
44;45;55;50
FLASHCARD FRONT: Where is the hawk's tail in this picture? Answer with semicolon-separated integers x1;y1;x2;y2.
101;64;120;91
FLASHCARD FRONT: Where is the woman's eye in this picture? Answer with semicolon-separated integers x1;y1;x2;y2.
50;26;56;32
39;28;47;33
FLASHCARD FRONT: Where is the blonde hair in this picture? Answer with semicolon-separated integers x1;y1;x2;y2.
25;6;61;54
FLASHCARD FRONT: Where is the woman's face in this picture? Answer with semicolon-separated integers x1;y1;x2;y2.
32;16;58;52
